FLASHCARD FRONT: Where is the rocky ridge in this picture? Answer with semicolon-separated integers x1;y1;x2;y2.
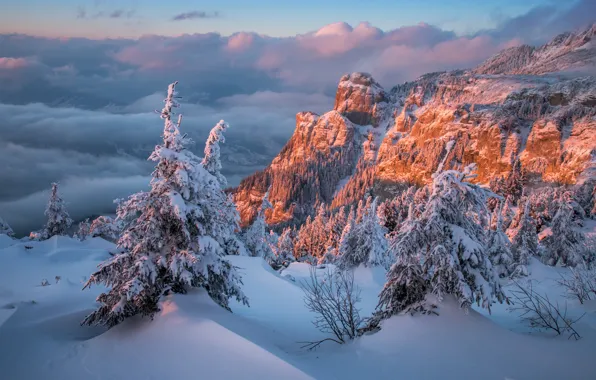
234;25;596;227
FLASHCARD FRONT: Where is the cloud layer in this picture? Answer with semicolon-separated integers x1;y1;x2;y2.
0;1;593;234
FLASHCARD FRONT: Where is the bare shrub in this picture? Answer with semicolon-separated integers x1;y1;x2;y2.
557;267;596;304
509;280;584;340
300;267;363;349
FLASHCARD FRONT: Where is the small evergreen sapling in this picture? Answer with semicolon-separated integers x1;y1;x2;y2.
42;182;73;239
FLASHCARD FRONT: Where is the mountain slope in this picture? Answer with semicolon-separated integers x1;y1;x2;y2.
234;25;596;227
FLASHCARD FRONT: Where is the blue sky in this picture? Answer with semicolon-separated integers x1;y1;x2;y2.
0;0;563;38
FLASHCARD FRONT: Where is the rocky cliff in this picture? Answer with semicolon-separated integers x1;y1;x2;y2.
234;25;596;227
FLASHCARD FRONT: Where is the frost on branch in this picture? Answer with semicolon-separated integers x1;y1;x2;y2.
40;182;73;240
82;82;248;327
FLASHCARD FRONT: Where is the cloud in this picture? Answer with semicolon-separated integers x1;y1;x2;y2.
0;5;593;234
171;11;220;21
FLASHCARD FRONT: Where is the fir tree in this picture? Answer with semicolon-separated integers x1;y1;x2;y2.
376;164;505;320
273;227;295;267
42;182;73;239
82;82;248;327
202;120;229;187
542;200;586;267
0;216;14;237
337;210;357;269
338;198;389;269
509;201;538;276
76;219;91;241
376;254;428;316
244;190;275;262
487;203;513;278
504;158;524;201
89;216;121;242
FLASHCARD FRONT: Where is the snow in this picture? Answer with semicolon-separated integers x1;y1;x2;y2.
1;234;596;379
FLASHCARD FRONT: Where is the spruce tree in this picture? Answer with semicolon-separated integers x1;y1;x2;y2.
76;219;91;241
487;203;513;278
274;227;295;267
376;165;505;320
42;182;73;239
89;216;121;242
504;158;524;201
202;120;229;187
337;210;357;269
244;190;275;262
82;82;248;327
542;200;585;267
509;200;538;276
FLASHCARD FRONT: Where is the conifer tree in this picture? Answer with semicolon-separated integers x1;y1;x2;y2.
376;165;505;320
89;216;121;242
76;218;91;241
337;210;357;269
244;190;274;262
509;201;538;276
0;216;14;237
202;120;229;187
42;182;73;239
82;82;248;327
504;158;524;201
542;200;586;267
274;227;295;267
487;203;513;277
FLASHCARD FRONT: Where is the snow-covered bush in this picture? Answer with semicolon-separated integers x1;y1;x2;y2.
300;268;363;349
82;82;248;327
0;216;14;237
40;182;72;240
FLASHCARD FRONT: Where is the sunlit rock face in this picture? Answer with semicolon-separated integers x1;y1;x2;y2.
234;25;596;227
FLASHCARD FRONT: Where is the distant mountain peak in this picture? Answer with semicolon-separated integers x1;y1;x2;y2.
476;23;596;75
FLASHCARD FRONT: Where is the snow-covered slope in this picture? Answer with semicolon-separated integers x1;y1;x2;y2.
1;234;596;379
234;25;596;226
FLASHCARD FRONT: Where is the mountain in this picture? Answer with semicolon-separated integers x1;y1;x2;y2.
234;25;596;227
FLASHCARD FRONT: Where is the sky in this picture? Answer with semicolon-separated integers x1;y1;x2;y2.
0;0;568;38
0;0;594;235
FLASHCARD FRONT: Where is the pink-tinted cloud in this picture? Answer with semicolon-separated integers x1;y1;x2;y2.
0;57;32;70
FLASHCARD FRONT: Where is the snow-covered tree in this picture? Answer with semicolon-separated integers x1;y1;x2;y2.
504;158;525;201
542;201;586;267
376;164;505;319
337;210;357;268
326;206;347;250
500;195;515;230
273;227;295;267
509;201;538;276
487;203;513;278
76;219;91;241
244;190;275;263
0;216;13;237
88;216;121;242
42;182;73;239
376;254;428;316
337;198;389;269
202;120;228;187
82;82;248;327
